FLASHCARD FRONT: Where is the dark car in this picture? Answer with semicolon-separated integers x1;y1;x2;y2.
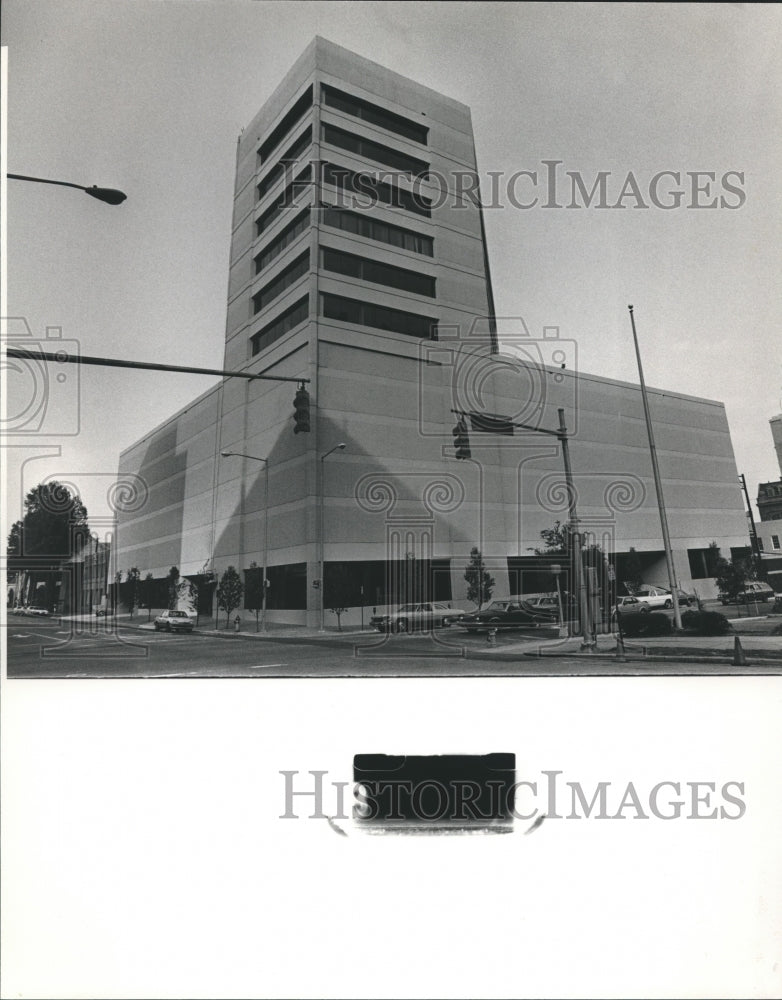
456;599;558;633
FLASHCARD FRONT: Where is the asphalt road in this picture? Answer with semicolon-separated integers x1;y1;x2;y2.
6;617;779;677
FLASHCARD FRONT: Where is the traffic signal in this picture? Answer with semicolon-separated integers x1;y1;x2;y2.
293;386;310;434
452;417;471;459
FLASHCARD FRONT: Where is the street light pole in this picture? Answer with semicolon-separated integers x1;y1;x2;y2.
558;408;595;650
628;306;682;631
8;172;127;205
221;451;269;632
319;443;346;632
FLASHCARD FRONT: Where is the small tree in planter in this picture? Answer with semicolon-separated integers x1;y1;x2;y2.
167;567;180;610
217;566;244;628
141;572;154;621
327;564;353;631
464;547;495;610
126;567;141;618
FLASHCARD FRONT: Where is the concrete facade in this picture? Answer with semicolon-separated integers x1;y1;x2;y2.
116;38;750;622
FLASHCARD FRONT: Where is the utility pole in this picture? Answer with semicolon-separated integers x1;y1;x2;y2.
738;473;762;573
628;306;682;631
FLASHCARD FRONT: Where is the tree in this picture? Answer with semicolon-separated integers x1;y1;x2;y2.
327;564;353;631
217;566;243;628
623;547;644;594
167;567;180;610
464;547;495;609
126;568;141;618
141;572;155;621
7;520;23;557
534;521;568;556
714;555;749;603
7;482;89;558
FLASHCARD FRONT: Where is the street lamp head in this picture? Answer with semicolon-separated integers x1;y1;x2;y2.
336;443;346;450
84;185;127;205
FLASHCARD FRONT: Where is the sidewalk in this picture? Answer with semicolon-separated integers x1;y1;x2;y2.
504;630;782;664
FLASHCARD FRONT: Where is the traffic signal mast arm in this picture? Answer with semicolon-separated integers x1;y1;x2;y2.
3;347;311;384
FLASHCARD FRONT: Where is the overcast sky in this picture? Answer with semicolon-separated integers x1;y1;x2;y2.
3;1;781;527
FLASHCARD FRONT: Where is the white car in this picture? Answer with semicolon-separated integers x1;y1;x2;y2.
26;606;50;617
634;586;694;610
154;610;195;633
370;601;465;633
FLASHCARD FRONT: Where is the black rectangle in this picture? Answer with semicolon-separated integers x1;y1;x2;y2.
353;753;515;828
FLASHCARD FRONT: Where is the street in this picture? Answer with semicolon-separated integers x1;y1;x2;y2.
6;615;781;677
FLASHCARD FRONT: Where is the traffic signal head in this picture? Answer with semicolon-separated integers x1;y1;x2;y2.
293;386;310;434
452;417;471;460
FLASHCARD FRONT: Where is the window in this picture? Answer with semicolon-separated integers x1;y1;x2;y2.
321;292;437;340
321;205;433;256
773;535;781;550
255;209;310;274
321;123;428;177
258;86;313;164
687;546;722;579
322;84;428;145
321;247;435;297
252;251;309;313
255;165;312;237
321;161;431;217
257;127;312;200
250;296;309;355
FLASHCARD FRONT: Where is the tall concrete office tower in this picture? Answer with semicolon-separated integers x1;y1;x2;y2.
216;36;501;623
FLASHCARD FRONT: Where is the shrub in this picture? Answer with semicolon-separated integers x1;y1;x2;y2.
681;609;732;635
620;612;671;637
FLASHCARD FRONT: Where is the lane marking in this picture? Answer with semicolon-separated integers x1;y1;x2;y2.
249;664;284;669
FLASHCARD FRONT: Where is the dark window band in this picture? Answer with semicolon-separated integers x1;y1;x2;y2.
257;127;313;200
322;84;428;145
253;251;310;314
321;247;435;298
321;292;437;340
256;165;312;237
322;161;431;218
258;86;313;164
255;209;310;274
250;296;309;355
321;123;428;177
320;204;432;256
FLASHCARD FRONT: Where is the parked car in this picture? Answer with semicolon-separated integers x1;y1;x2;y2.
519;594;562;619
613;595;650;616
634;586;695;610
154;610;195;632
25;606;50;617
370;602;465;633
720;581;775;605
456;599;558;633
93;605;111;617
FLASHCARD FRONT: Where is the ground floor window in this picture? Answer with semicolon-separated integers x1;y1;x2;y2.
324;559;452;611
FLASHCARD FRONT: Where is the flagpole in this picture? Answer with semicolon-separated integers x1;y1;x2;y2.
628;306;682;631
